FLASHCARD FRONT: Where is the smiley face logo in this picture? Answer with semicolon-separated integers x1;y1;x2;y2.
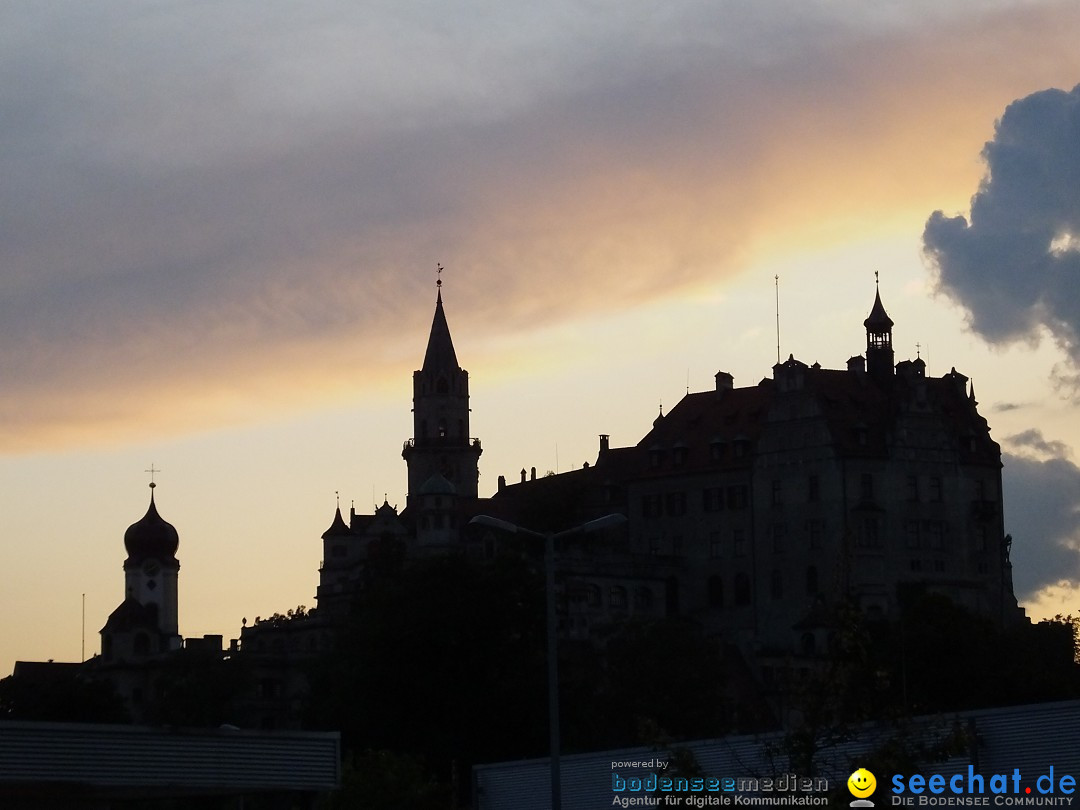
848;768;877;799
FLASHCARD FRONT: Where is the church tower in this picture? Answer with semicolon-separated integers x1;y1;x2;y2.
402;272;482;504
100;482;182;662
864;276;895;381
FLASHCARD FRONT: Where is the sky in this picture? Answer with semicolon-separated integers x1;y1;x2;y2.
2;0;1080;676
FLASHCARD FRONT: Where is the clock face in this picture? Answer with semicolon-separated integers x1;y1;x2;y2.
142;559;161;577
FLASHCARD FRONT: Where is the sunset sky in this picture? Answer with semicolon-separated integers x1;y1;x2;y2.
3;0;1080;676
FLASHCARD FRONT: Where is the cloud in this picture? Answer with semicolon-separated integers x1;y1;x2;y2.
924;83;1080;379
1006;428;1074;460
1003;451;1080;599
3;1;1080;450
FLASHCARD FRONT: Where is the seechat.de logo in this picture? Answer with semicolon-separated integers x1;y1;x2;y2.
848;768;877;808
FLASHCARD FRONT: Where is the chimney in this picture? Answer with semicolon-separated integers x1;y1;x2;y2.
530;466;537;481
599;434;610;453
498;475;506;491
847;355;865;375
715;371;734;394
520;468;527;484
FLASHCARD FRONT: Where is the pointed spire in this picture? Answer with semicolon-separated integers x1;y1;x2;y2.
864;273;894;331
322;504;351;538
422;264;459;373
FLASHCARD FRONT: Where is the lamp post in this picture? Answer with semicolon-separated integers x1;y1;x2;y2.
469;513;627;810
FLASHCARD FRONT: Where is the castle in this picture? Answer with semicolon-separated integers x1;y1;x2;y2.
282;277;1023;674
50;276;1023;724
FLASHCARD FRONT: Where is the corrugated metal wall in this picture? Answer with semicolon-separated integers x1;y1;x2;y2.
0;721;340;792
475;699;1080;810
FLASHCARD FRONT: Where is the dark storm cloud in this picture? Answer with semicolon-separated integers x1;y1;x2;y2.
924;84;1080;373
1003;451;1080;599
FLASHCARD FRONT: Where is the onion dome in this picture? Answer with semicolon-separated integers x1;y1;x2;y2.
124;484;179;562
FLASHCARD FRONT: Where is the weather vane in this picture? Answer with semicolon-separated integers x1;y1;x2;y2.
436;262;443;289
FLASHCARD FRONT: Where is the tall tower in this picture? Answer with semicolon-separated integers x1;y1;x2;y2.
122;482;181;640
402;272;482;503
864;275;895;380
101;482;182;662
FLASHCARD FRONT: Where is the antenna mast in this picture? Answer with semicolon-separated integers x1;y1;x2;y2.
774;274;781;364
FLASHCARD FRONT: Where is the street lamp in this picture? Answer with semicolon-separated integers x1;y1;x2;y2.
469;513;627;810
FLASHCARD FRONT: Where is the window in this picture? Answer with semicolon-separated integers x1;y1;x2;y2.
904;520;920;549
808;475;820;503
648;537;661;556
666;492;687;516
735;573;751;606
673;446;687;466
807;520;823;550
609;586;627;608
703;487;724;512
770;569;783;600
733;528;746;558
906;474;919;502
860;473;874;503
672;535;683;557
708;575;724;607
641;494;662;518
709;532;723;558
586;584;601;607
727;485;749;510
771;479;782;506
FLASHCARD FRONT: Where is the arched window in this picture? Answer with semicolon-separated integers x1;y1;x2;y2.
806;565;819;596
708;575;724;607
